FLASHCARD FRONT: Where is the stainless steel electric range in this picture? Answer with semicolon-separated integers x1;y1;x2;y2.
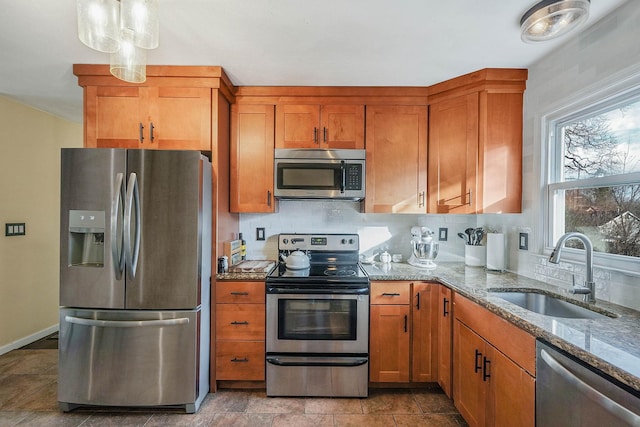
265;233;370;397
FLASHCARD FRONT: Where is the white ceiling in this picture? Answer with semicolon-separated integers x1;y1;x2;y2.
0;0;629;123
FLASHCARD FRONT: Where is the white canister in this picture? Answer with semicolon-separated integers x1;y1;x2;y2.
486;233;506;271
465;245;486;267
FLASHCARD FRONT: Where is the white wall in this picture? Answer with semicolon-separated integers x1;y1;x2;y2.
482;0;640;309
0;96;82;353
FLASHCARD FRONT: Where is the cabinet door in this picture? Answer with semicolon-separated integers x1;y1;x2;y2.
488;346;535;427
428;93;478;214
230;104;275;212
365;105;428;213
437;285;453;397
321;105;364;149
453;320;487;427
275;104;320;148
370;304;410;382
411;282;438;382
84;86;145;148
149;87;212;151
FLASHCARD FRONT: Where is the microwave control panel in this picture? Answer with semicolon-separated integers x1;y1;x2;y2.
345;164;362;190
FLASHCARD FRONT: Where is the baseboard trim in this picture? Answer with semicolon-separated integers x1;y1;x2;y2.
0;324;59;356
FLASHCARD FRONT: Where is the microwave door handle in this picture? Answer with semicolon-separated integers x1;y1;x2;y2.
340;161;346;193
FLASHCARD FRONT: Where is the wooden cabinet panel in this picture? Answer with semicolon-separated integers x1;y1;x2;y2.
437;285;453;397
216;341;265;381
230;104;275;213
454;321;487;427
370;304;410;382
411;282;439;382
428;93;478;214
365;105;428;213
275;104;364;149
216;304;265;341
370;281;411;305
86;86;144;148
216;281;265;304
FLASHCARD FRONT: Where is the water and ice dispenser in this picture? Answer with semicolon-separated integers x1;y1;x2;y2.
68;210;105;267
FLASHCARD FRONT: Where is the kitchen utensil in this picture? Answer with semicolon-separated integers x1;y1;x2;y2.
458;232;469;244
465;228;474;245
475;228;485;246
283;250;310;269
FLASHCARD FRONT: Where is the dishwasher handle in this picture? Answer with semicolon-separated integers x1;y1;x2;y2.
540;349;640;425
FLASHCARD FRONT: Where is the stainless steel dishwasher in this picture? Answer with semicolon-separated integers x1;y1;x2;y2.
537;341;640;427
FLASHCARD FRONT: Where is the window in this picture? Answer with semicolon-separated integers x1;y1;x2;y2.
547;89;640;265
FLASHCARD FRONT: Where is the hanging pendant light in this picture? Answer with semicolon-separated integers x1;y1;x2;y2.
77;0;120;52
520;0;590;43
110;28;147;83
120;0;160;49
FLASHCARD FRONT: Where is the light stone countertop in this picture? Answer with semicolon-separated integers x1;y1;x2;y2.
216;261;640;393
363;261;640;393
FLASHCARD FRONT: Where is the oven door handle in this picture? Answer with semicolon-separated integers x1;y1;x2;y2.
266;356;368;367
266;285;369;295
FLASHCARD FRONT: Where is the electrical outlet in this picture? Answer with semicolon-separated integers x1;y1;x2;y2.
438;227;448;241
256;227;265;241
519;232;529;250
5;223;26;236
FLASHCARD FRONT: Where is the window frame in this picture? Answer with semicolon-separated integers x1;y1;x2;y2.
543;83;640;276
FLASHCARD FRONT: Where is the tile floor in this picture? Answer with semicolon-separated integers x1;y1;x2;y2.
0;347;467;427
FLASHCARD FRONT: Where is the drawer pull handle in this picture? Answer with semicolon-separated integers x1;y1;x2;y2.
382;292;401;296
230;321;249;325
474;349;482;373
231;357;249;363
483;357;491;381
443;297;449;317
230;292;249;296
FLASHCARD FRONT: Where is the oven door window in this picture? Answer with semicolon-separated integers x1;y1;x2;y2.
277;163;341;190
278;298;357;340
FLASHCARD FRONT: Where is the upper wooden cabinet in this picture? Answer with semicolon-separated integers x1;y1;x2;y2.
230;104;276;213
365;105;428;213
427;69;527;214
275;104;364;149
74;65;235;151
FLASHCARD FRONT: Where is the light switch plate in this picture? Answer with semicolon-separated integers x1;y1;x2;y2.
519;232;529;250
256;227;265;241
5;223;26;236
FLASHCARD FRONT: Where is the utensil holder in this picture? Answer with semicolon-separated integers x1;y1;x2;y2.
465;245;486;267
486;233;506;271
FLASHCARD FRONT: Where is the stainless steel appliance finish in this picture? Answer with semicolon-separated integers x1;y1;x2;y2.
536;341;640;427
265;233;370;397
274;149;365;200
58;149;211;413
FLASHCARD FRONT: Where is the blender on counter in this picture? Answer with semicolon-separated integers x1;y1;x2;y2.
408;226;439;269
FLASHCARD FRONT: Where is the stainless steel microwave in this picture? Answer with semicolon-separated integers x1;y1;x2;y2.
274;149;365;200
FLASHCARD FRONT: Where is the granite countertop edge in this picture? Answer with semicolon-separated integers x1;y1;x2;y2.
363;261;640;393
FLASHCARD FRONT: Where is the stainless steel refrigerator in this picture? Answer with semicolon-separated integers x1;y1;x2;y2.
58;149;211;413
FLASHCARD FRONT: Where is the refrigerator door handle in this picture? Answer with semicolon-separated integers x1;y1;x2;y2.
124;172;141;279
111;173;126;280
64;315;190;328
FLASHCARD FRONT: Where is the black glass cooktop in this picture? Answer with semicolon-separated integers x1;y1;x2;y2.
267;262;369;283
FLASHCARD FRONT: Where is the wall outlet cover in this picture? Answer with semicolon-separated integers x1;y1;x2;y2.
256;227;266;241
438;227;448;241
519;232;529;251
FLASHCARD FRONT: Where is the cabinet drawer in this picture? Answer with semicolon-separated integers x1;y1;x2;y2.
454;293;535;375
216;341;265;381
370;281;411;305
216;304;265;340
216;281;265;304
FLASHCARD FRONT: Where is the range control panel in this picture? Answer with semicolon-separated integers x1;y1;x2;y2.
278;233;359;252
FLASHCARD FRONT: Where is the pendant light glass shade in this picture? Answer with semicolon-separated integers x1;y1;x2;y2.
520;0;590;43
77;0;120;52
120;0;160;49
110;29;147;83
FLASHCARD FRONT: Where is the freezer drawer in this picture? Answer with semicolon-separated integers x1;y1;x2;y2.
58;308;202;411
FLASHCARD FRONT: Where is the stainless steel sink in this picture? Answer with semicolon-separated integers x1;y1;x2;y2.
488;291;615;320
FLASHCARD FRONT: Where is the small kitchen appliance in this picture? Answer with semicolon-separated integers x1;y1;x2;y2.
407;226;439;269
266;233;370;397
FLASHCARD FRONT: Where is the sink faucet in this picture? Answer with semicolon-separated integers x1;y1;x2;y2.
549;232;596;303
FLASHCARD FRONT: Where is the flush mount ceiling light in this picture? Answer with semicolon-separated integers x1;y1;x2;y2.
520;0;590;43
76;0;159;83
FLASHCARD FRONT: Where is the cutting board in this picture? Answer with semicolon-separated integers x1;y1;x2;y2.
228;260;276;273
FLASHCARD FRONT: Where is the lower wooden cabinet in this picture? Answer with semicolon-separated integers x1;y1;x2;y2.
453;294;535;427
215;281;265;382
369;281;438;383
437;285;453;397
